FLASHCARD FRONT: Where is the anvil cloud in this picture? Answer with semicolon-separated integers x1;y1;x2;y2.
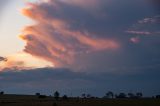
17;0;160;72
20;0;119;67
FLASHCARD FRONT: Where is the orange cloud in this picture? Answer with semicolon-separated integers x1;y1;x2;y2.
20;0;120;67
0;53;53;71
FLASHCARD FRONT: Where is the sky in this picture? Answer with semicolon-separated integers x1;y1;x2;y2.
0;0;160;97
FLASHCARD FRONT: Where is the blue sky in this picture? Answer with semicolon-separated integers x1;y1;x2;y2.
0;0;160;97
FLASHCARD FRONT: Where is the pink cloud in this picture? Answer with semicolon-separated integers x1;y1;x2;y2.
21;0;120;67
130;37;140;44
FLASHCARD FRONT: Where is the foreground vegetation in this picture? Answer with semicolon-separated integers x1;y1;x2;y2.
0;94;160;106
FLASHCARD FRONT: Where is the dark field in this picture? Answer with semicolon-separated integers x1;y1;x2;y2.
0;94;160;106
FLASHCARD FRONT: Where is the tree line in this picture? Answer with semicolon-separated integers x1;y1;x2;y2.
1;91;160;99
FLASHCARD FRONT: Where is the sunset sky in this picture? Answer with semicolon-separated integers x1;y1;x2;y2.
0;0;160;96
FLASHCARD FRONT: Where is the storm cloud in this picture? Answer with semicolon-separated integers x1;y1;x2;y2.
18;0;160;73
0;0;160;97
20;0;119;67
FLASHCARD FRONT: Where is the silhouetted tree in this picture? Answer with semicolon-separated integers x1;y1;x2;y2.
115;94;118;98
106;91;114;98
128;93;135;98
54;91;60;100
0;91;4;95
87;94;91;98
62;95;68;100
35;93;40;96
117;93;126;98
136;92;143;98
156;95;160;98
82;93;86;98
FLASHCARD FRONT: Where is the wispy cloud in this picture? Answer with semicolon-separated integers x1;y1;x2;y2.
130;36;140;44
138;15;160;24
126;15;160;43
126;30;151;35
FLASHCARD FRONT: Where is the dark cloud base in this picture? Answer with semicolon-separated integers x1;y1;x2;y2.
0;68;160;97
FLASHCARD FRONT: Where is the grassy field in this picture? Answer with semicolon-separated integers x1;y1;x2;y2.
0;94;160;106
